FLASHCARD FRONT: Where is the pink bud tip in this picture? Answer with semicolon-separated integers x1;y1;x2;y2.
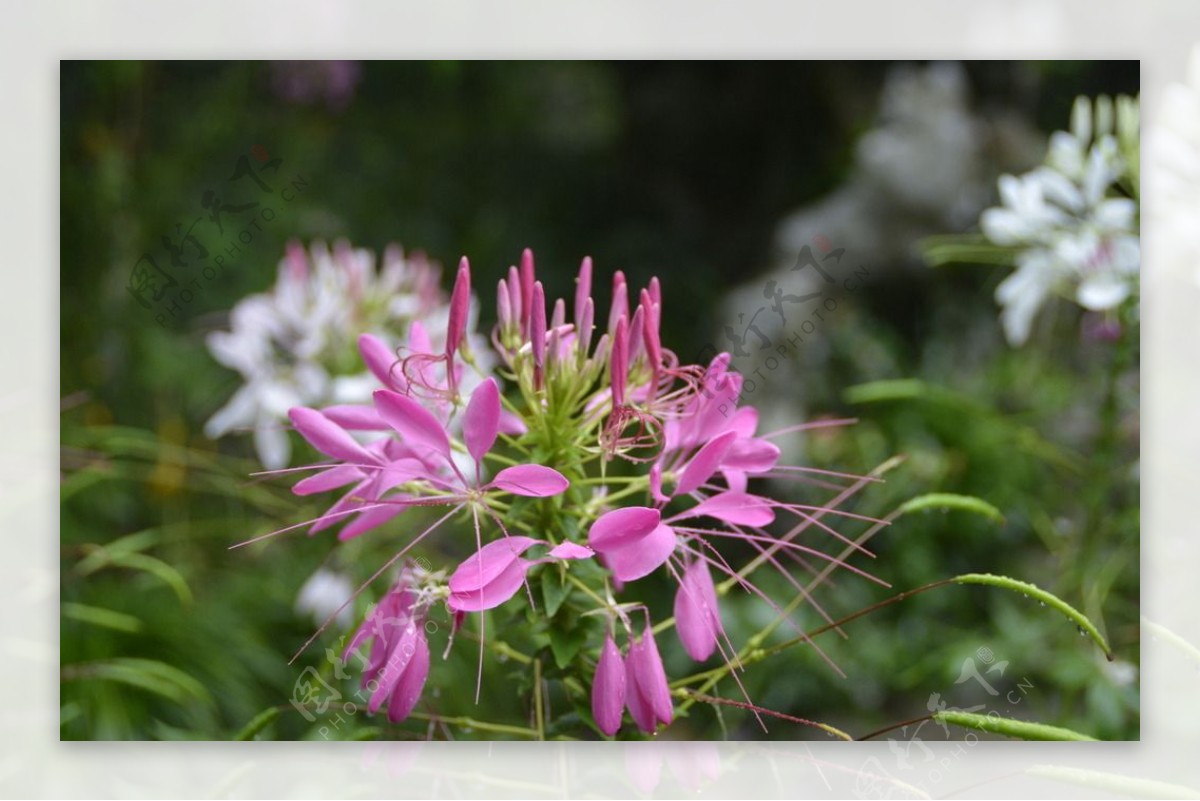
575;256;593;325
531;281;547;371
608;270;628;335
520;249;536;333
447;257;471;358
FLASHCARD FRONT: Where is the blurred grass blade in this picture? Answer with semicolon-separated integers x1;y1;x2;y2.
934;710;1096;741
62;602;143;633
1027;765;1200;799
62;658;211;706
898;493;1005;525
953;572;1113;660
234;707;281;741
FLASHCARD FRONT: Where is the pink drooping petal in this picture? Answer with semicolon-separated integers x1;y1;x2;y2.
587;506;662;552
674;430;738;497
723;437;781;473
674;559;723;661
289;407;375;464
625;624;673;733
600;523;676;582
447;536;541;593
447;556;530;612
358;334;404;392
322;403;386;431
592;634;626;736
447;257;471;358
386;626;430;723
548;541;594;560
463;377;500;465
368;622;421;714
490;464;569;497
292;464;365;496
373;389;451;462
678;490;775;527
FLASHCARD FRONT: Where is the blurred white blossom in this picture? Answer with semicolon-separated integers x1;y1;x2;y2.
205;239;488;468
294;567;355;629
1148;45;1200;284
981;95;1140;345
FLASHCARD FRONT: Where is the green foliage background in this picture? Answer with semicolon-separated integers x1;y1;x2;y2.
60;61;1139;741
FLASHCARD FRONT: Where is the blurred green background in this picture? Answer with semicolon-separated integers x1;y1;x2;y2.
60;61;1139;741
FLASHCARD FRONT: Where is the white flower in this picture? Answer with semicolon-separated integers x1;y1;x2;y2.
205;240;491;468
979;95;1139;345
294;568;355;629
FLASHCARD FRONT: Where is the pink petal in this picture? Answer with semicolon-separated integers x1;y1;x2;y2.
674;430;737;496
463;377;501;465
447;536;541;594
490;464;569;497
358;334;404;391
289;407;375;464
337;503;406;541
625;624;673;732
386;627;430;723
368;622;420;714
601;523;676;582
587;506;661;552
447;557;530;612
408;320;433;355
727;406;759;438
723;437;780;473
373;389;451;462
322;403;386;431
548;541;594;561
679;491;775;527
674;560;722;661
292;464;365;496
592;634;626;736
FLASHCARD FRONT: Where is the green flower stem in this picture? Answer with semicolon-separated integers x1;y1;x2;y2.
934;710;1097;741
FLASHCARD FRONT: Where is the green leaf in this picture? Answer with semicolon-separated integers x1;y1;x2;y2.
62;602;143;633
234;707;281;741
934;710;1096;741
541;568;569;617
953;573;1113;660
548;625;586;669
62;658;212;706
897;493;1005;525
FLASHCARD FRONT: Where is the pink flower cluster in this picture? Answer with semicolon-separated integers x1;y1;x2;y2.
276;249;878;737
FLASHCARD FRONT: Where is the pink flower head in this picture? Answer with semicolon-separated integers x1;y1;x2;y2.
625;623;673;733
592;633;627;736
344;578;430;723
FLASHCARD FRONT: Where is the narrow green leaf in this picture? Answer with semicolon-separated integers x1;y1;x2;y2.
234;707;281;741
897;493;1005;525
62;602;143;633
934;710;1096;741
953;572;1113;660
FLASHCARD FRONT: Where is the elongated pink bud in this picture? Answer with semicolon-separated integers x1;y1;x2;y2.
642;297;662;372
530;281;547;374
577;297;595;359
575;256;593;325
608;270;628;335
648;276;661;307
625;623;673;732
507;266;523;328
610;316;628;406
447;257;471;359
550;297;566;331
627;304;645;365
592;634;626;736
387;625;430;723
497;278;512;330
674;559;722;661
519;248;535;334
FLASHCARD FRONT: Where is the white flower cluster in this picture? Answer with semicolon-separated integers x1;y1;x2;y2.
205;240;482;468
981;95;1139;345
